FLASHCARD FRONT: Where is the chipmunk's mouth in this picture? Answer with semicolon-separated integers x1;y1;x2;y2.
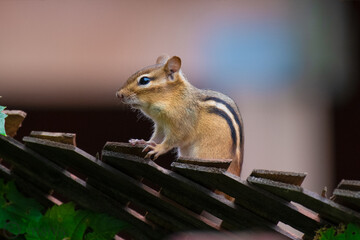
116;91;143;108
129;103;141;109
122;97;142;109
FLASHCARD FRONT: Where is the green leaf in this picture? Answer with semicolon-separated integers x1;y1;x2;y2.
343;223;360;240
0;181;43;235
319;227;336;240
85;213;128;240
25;202;128;240
0;105;7;136
25;202;90;240
315;223;360;240
0;179;128;240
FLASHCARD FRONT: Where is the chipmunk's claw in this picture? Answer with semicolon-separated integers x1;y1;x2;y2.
145;151;159;160
142;141;155;152
144;143;164;160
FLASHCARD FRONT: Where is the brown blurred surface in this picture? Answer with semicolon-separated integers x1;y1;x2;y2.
333;2;360;184
1;0;360;194
11;107;152;156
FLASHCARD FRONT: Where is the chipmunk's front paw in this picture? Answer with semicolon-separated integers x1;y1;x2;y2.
143;143;166;160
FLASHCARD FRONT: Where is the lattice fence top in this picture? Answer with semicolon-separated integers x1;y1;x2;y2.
0;131;360;240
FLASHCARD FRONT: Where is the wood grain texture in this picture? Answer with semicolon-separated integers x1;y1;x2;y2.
0;135;164;240
248;176;360;225
102;149;291;237
1;136;360;240
3;110;26;137
30;131;76;146
250;169;307;186
172;162;324;237
23;136;216;232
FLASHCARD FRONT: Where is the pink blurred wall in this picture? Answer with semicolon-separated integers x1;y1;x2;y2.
1;0;348;192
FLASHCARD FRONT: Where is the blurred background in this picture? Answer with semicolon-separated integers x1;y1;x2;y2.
0;0;359;193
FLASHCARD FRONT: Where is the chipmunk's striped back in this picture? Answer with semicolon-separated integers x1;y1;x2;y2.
199;91;244;176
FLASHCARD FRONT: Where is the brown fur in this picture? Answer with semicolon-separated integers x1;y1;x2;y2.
117;56;244;177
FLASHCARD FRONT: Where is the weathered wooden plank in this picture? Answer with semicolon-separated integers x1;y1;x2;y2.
23;136;215;232
0;163;12;181
250;169;307;186
0;135;165;240
88;176;194;232
145;212;182;232
159;188;204;214
88;177;203;233
171;162;324;237
1;139;158;240
11;168;55;196
102;150;284;234
3;110;26;137
103;142;176;169
104;142;205;214
333;189;360;212
86;178;129;206
336;180;360;192
248;176;360;225
103;142;145;156
172;157;232;170
30;131;76;146
0;163;54;208
248;176;303;194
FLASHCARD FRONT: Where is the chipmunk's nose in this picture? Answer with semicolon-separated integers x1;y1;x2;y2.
116;90;124;99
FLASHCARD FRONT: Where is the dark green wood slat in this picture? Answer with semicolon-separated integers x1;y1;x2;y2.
0;164;54;208
0;163;12;181
0;135;164;240
85;178;130;206
23;136;214;232
101;150;282;233
17;168;155;240
332;180;360;212
250;169;307;186
30;131;76;146
103;142;145;156
145;212;194;232
171;162;324;237
172;157;232;169
104;143;206;214
248;176;360;225
87;177;193;233
159;188;204;215
336;180;360;191
333;189;360;212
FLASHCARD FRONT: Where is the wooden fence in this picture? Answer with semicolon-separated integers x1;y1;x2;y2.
0;129;360;239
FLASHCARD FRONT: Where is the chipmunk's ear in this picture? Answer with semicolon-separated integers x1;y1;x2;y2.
165;56;181;75
156;55;169;64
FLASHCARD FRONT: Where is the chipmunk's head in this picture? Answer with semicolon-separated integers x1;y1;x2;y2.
116;55;186;110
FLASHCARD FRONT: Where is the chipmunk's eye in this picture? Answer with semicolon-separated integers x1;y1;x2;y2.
139;77;151;85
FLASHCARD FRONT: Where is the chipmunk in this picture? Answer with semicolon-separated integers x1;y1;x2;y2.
116;55;244;176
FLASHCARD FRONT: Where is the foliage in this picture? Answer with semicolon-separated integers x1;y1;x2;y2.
84;213;129;240
314;223;360;240
26;203;127;240
0;180;43;235
0;105;7;136
0;180;128;240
